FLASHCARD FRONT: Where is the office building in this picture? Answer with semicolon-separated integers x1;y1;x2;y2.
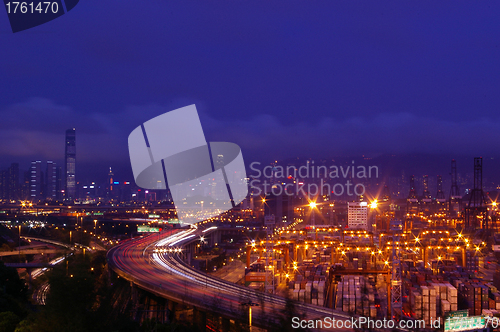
55;166;63;201
0;163;19;200
348;201;368;230
65;128;76;200
264;192;296;225
7;163;19;200
45;161;57;200
0;170;6;200
30;161;42;201
107;167;114;199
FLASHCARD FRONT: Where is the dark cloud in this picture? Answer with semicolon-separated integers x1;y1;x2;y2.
1;0;500;173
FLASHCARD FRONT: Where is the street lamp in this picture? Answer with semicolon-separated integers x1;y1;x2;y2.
18;225;21;258
309;201;317;227
94;219;97;234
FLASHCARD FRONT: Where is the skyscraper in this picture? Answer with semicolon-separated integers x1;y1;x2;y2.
0;163;19;200
65;128;76;200
30;161;42;201
45;161;57;200
107;167;114;199
20;171;30;200
55;166;63;201
0;170;6;200
8;163;19;200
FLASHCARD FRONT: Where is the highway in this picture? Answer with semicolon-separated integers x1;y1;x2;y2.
34;281;50;305
13;236;74;305
0;248;68;256
108;225;358;331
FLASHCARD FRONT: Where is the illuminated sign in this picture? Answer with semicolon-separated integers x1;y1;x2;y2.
445;310;469;319
445;316;485;331
137;226;160;233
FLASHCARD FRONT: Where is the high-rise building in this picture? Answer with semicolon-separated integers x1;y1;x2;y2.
65;128;76;200
7;163;19;200
20;171;30;200
0;170;6;200
348;201;368;229
264;192;295;225
55;166;63;201
30;161;42;201
107;167;114;199
0;163;20;200
45;161;57;200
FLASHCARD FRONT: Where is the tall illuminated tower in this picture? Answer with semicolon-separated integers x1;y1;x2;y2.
30;161;42;201
65;128;76;200
107;167;114;199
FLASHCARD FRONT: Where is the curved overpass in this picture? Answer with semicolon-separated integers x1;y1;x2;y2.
107;226;358;331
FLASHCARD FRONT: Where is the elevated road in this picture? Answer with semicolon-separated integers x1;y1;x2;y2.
5;262;52;268
107;226;359;331
0;248;68;256
21;236;74;250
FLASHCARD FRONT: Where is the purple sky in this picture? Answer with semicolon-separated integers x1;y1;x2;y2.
1;1;500;180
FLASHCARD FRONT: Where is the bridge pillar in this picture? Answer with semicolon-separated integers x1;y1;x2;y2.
221;317;230;332
156;297;166;324
193;306;206;331
167;299;176;323
130;282;140;321
185;243;193;266
146;297;156;321
131;282;137;303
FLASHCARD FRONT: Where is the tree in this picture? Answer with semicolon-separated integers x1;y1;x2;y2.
0;261;28;317
0;311;20;332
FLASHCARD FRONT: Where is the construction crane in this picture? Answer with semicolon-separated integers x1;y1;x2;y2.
464;157;488;230
389;219;403;320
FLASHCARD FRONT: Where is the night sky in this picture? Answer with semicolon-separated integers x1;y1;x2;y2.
1;1;500;181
